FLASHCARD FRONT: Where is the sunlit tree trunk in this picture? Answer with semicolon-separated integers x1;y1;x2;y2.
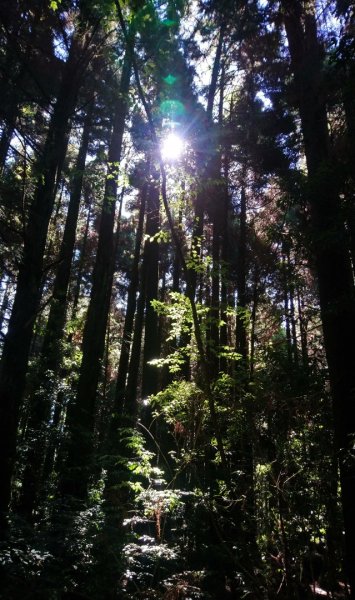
282;253;293;366
287;253;299;368
124;264;146;418
115;178;147;413
141;174;161;399
0;123;14;174
0;276;11;335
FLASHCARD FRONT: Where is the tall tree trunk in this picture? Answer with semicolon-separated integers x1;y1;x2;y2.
0;123;14;174
0;276;11;335
16;106;92;519
42;198;94;482
0;51;27;174
70;198;92;324
101;179;150;586
219;78;231;374
342;50;355;271
124;261;147;418
206;23;226;122
0;33;89;524
204;23;226;378
141;174;161;399
297;288;309;373
282;254;293;366
60;49;131;503
236;186;248;361
115;177;147;413
41;389;65;485
287;253;299;368
282;3;355;593
249;273;259;380
208;202;221;378
172;193;183;293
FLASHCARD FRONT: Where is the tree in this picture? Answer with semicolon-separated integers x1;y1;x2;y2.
280;1;355;591
60;37;132;503
16;99;94;519
0;13;95;523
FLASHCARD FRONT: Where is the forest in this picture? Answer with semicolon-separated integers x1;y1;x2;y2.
0;0;355;598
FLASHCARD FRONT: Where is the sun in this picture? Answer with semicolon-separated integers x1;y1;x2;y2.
161;132;184;161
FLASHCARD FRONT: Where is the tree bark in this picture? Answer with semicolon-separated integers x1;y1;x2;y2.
0;33;89;524
281;2;355;593
236;186;248;361
114;177;147;413
141;173;161;399
0;276;11;336
60;49;132;503
17;106;92;519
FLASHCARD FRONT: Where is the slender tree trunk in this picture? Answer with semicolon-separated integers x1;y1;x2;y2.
101;179;150;584
208;207;221;378
0;276;11;335
141;174;160;399
249;274;258;380
42;105;93;367
189;193;204;300
0;34;89;524
297;288;309;373
206;23;226;122
282;254;293;366
288;285;299;368
203;24;226;378
124;262;146;418
236;186;248;360
41;390;65;484
219;83;231;374
41;199;94;482
0;54;27;174
277;484;296;598
60;50;132;503
70;199;92;323
172;199;183;293
0;123;14;174
114;178;147;413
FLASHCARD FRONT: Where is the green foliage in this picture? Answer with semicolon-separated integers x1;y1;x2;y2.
145;229;170;244
150;380;205;430
148;348;189;373
49;0;61;10
186;244;212;274
152;292;192;340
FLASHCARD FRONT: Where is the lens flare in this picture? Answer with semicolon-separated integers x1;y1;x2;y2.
161;133;184;161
